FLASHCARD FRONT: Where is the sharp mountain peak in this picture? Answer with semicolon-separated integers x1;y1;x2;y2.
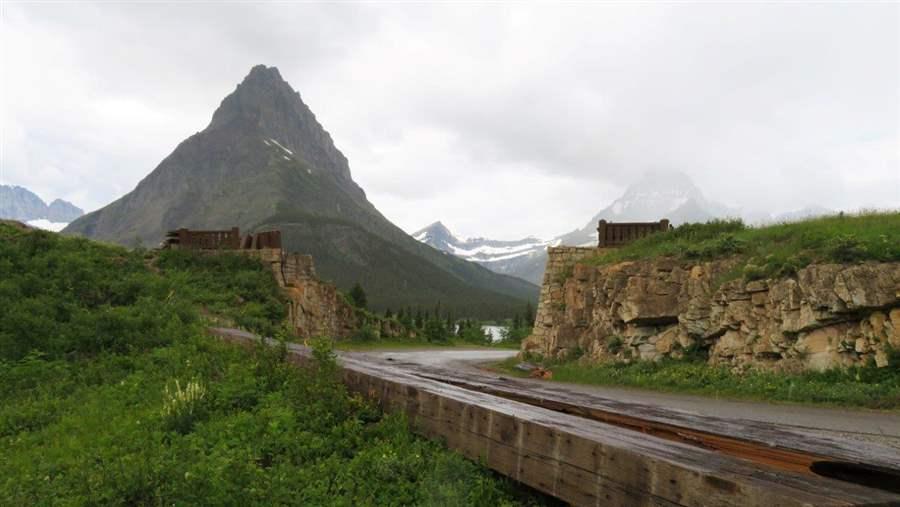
206;64;353;183
63;65;537;316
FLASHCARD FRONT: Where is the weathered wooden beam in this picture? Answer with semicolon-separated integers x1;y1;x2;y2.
209;328;900;507
400;362;900;477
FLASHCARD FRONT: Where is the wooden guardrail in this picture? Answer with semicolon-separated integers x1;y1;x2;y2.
597;219;671;247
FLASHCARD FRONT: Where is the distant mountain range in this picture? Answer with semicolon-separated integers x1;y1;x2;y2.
415;171;834;285
413;221;557;285
0;185;83;231
64;65;536;317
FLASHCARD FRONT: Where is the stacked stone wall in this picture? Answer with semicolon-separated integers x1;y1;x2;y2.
530;247;611;348
281;253;316;285
218;248;356;339
228;248;406;341
523;256;900;371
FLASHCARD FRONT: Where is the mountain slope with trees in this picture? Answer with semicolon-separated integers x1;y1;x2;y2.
64;65;536;317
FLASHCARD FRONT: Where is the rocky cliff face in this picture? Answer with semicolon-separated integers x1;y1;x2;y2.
524;248;900;371
240;249;406;341
238;249;357;339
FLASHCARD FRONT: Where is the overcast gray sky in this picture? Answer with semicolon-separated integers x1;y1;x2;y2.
2;2;898;239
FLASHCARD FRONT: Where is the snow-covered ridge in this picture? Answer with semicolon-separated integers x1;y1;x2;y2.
412;221;553;264
447;241;548;258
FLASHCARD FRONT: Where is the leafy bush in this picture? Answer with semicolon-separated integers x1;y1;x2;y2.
457;321;492;345
351;323;379;342
828;234;868;262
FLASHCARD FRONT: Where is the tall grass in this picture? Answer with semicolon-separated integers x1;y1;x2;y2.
495;356;900;408
586;212;900;280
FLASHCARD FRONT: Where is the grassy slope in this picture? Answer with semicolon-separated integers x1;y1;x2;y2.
586;212;900;281
0;224;545;505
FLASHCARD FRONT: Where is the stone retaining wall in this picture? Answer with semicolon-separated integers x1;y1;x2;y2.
530;246;611;348
524;256;900;371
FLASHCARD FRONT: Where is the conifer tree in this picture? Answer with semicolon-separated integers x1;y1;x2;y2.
349;283;367;309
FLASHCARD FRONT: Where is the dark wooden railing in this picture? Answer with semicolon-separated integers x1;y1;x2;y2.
164;228;281;251
168;227;241;250
597;219;671;247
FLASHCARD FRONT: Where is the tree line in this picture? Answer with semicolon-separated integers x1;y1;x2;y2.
348;282;535;345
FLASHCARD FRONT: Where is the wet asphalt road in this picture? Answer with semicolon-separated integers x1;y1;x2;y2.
352;348;900;448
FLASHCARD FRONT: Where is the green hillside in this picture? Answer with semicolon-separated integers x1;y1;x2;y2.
64;65;537;318
0;223;539;505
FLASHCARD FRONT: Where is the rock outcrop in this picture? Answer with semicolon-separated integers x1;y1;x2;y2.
524;247;900;371
239;249;357;339
240;248;410;341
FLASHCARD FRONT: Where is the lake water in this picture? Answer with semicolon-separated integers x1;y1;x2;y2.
482;325;507;342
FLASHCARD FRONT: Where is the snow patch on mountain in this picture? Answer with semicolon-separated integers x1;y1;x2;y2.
26;219;70;232
269;138;294;155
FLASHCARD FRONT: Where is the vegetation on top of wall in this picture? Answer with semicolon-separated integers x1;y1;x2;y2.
584;212;900;280
0;224;545;505
0;224;284;361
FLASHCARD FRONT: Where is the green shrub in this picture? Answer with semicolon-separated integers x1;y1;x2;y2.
458;321;492;345
827;234;868;262
351;323;378;342
742;263;766;281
